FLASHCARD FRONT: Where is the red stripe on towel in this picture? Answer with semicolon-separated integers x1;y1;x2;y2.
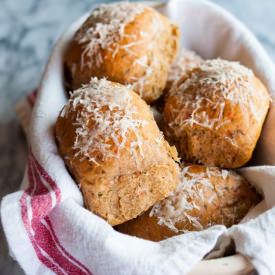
26;89;38;107
20;152;92;275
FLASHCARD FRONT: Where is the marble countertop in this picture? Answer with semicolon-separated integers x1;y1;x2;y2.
1;0;275;274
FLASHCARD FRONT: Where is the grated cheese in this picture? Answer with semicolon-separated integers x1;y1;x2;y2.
61;78;149;164
149;166;230;233
75;2;145;68
74;2;167;98
168;59;266;131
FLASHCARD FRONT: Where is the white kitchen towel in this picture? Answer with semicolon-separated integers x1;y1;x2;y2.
2;0;275;274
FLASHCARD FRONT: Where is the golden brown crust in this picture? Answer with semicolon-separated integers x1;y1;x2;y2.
55;78;180;226
116;165;261;241
64;3;179;103
163;59;270;168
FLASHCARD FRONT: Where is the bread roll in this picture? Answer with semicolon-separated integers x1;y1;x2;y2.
153;49;203;119
55;78;180;226
117;165;260;241
163;59;270;168
64;2;179;103
165;49;203;93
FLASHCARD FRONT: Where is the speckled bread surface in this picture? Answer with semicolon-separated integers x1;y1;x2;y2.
116;164;260;241
55;78;180;226
163;59;270;168
64;2;179;103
